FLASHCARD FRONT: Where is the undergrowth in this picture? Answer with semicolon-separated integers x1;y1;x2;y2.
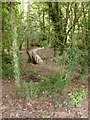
68;89;87;107
53;46;88;82
3;46;88;107
2;54;26;80
2;55;14;80
21;46;88;106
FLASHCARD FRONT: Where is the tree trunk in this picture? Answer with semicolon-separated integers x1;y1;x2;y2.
42;8;45;41
82;3;88;49
10;2;21;94
64;3;69;45
48;6;50;44
87;4;90;70
26;3;31;62
48;2;64;55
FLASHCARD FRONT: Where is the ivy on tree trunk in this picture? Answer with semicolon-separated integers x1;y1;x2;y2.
10;2;21;94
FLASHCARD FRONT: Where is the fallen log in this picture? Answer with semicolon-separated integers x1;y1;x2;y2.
28;48;44;64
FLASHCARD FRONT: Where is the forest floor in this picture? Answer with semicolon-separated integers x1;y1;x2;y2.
2;47;88;118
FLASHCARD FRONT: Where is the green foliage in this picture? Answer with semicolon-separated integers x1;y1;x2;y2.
21;80;40;100
2;55;14;80
22;46;88;102
19;58;27;76
68;89;87;107
2;62;14;80
50;33;59;50
25;73;69;99
27;70;37;78
40;40;49;48
53;46;88;82
22;80;30;101
29;81;40;97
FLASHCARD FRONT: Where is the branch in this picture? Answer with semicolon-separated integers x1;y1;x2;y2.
66;6;83;35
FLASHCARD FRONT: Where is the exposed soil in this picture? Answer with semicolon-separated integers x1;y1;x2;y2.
2;47;88;118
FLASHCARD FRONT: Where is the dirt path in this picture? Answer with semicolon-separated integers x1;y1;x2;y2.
2;80;88;118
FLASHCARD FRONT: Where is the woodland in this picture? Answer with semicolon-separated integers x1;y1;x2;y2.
1;1;90;118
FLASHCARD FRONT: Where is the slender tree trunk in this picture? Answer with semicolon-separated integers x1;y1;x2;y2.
71;3;77;46
88;3;90;71
26;3;31;62
48;7;50;44
10;2;21;93
2;3;5;55
82;3;87;49
42;9;45;41
64;3;69;45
